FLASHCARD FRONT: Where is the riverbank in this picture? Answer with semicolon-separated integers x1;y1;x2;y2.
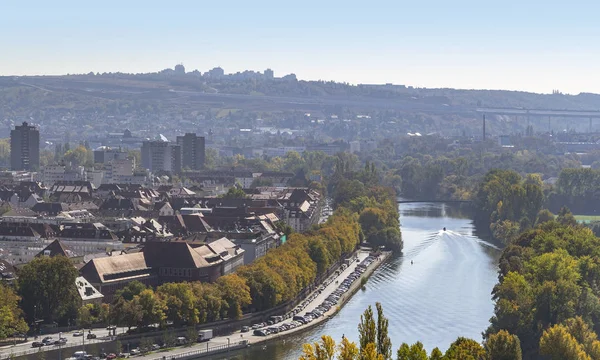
139;250;391;360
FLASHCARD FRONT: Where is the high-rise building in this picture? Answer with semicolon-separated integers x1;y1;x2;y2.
141;140;181;174
10;122;40;171
176;133;205;170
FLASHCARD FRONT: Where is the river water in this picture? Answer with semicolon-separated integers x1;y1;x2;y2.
207;202;502;360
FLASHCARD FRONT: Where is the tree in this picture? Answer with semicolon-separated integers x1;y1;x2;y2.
429;348;443;360
185;327;197;347
535;209;554;226
219;185;248;198
338;337;360;360
375;303;392;359
484;330;522;360
358;303;391;359
358;306;376;352
18;256;79;324
114;281;146;302
557;206;577;227
539;323;591;360
136;289;166;327
216;274;252;319
139;337;152;353
360;342;384;360
300;336;337;360
443;337;486;360
76;304;94;328
156;282;198;326
0;283;28;340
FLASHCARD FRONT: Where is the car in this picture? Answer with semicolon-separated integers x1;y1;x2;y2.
105;354;117;360
87;333;97;339
106;325;117;331
54;338;68;345
129;349;140;355
73;331;84;337
241;326;250;332
31;342;44;348
151;344;160;351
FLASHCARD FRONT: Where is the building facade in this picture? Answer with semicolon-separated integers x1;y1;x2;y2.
141;140;181;173
11;122;40;171
176;133;205;170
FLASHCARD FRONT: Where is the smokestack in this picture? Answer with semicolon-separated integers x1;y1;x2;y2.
483;114;486;141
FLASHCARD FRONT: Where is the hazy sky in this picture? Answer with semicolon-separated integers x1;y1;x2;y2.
2;0;600;94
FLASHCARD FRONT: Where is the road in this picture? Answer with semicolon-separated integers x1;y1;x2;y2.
0;326;128;358
139;251;373;360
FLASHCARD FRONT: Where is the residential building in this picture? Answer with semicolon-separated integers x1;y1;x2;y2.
10;122;40;171
176;133;205;170
141;140;181;173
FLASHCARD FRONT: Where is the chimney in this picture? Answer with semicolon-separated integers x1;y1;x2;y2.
483;114;486;141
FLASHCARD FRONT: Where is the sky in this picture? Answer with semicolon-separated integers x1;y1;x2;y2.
2;0;600;94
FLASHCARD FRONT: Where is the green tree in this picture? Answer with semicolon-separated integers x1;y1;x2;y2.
114;281;146;301
185;327;197;347
358;306;376;352
535;209;555;226
443;337;486;360
76;304;94;328
557;206;577;227
18;256;79;324
375;303;392;359
219;185;248;198
139;337;152;353
484;330;522;360
428;348;443;360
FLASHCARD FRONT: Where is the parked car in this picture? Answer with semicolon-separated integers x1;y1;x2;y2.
151;344;161;350
241;326;250;332
31;342;44;348
105;354;117;360
87;333;97;339
129;349;140;355
73;331;84;337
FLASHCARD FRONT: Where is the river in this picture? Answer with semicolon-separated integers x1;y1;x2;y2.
206;202;502;359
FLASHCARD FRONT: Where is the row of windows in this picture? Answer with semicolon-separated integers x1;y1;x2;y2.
160;267;193;278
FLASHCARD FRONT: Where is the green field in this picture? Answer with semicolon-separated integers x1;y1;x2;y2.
573;215;600;224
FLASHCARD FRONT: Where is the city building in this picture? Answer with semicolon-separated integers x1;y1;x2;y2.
176;133;206;170
79;239;244;302
141;139;181;174
93;147;128;164
10;122;40;171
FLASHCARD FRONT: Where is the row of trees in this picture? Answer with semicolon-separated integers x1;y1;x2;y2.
108;274;251;330
300;303;522;360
